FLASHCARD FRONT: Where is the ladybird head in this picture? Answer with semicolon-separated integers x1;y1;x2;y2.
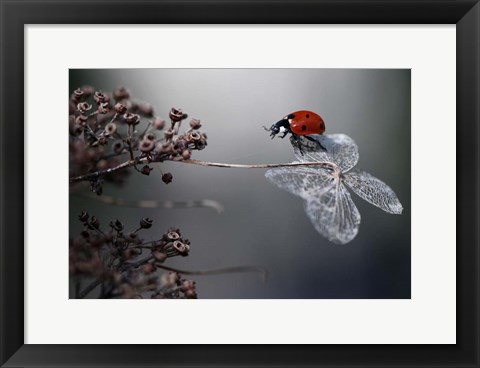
263;118;291;139
267;123;280;138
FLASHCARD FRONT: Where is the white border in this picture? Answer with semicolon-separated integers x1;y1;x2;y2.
25;25;456;344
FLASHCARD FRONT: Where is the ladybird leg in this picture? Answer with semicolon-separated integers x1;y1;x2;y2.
289;134;305;156
280;131;289;139
305;135;326;151
298;145;305;156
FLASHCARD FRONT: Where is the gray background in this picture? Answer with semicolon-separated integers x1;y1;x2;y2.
70;69;411;299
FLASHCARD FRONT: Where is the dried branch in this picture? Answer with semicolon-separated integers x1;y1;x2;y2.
69;158;338;184
181;159;338;170
156;264;268;283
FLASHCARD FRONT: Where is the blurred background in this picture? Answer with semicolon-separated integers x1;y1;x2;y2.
69;69;411;299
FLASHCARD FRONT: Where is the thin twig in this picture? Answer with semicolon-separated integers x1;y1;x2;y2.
78;279;102;299
70;158;336;183
108;112;119;126
155;264;268;283
70;160;136;183
76;192;225;213
181;159;337;170
139;121;152;139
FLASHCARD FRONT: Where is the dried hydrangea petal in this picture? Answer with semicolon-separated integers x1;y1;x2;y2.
343;169;403;214
293;133;359;172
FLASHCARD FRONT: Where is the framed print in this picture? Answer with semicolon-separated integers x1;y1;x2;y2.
67;68;411;300
1;1;479;367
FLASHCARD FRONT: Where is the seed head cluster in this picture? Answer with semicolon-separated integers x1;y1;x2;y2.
70;211;197;299
69;86;207;194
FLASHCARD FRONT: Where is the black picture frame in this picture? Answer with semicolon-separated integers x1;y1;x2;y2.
1;1;478;367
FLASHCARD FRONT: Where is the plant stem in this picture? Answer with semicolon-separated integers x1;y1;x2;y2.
70;159;136;183
155;264;268;283
69;158;337;183
78;279;102;299
181;159;337;170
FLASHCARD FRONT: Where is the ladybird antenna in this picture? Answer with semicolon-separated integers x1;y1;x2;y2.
262;125;270;132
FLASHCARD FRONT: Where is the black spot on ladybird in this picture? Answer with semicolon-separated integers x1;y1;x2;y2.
301;125;307;131
287;114;295;119
306;114;310;118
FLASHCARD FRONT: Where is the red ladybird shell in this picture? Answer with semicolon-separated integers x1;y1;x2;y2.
287;110;325;135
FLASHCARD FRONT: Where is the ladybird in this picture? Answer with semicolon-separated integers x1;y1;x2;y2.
265;110;325;139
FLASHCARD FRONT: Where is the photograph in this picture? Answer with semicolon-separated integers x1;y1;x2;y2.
2;0;477;364
69;68;411;299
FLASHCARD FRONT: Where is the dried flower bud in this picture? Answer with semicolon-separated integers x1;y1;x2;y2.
195;139;207;150
167;231;180;240
98;102;110;114
144;133;156;142
70;122;82;135
169;107;187;122
75;115;88;125
139;140;155;153
77;102;92;113
161;172;173;184
139;217;153;229
164;129;174;140
173;138;187;151
123;112;140;126
171;272;181;284
93;91;107;104
113;87;130;101
105;122;117;135
188;131;201;142
138;103;154;117
142;263;156;274
152;117;165;130
155;142;170;155
113;141;124;154
96;159;108;171
173;240;189;255
171;144;182;155
80;230;90;238
123;248;137;260
189;118;202;130
141;165;153;175
72;88;84;101
90;216;100;229
114;102;127;114
181;150;191;160
175;149;188;160
152;250;168;263
155;143;168;155
180;280;196;292
184;289;198;299
110;219;124;232
79;211;89;222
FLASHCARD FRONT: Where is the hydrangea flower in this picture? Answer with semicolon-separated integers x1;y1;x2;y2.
265;134;403;244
